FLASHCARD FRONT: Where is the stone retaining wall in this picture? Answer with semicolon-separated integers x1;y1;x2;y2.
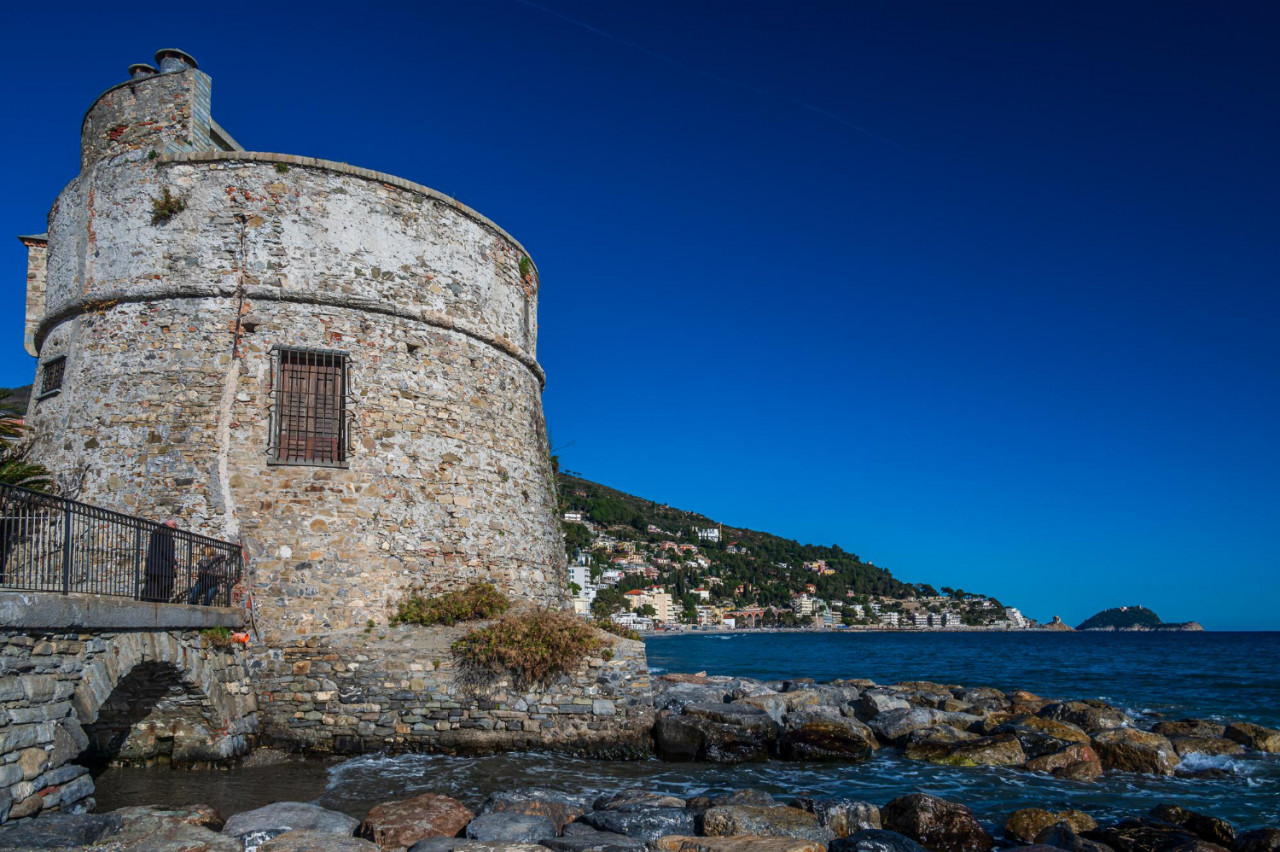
251;625;655;758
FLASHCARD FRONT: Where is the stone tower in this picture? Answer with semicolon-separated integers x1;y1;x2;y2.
20;50;566;641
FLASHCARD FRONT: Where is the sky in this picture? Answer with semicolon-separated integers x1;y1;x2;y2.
1;2;1276;630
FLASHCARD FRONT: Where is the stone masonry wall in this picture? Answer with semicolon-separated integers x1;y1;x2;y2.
0;629;257;823
79;68;213;170
20;238;46;358
251;626;654;759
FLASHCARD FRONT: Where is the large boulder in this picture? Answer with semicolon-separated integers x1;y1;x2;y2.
360;794;475;849
905;732;1026;767
593;791;687;811
655;706;778;763
1085;818;1200;852
687;791;778;810
0;813;124;849
262;831;380;851
736;695;791;724
702;805;833;843
652;836;827;852
868;708;942;746
411;841;548;852
881;794;994;852
1151;720;1226;740
789;797;881;837
1147;806;1235;848
580;807;697;841
467;813;559;844
858;693;912;719
1091;729;1181;776
1233;829;1280;852
1034;823;1118;852
101;806;239;852
778;712;877;761
831;830;931;852
111;804;225;831
224;802;361;851
1024;744;1104;782
1223;722;1280;753
481;789;594;832
1168;737;1244;758
1039;702;1131;734
1006;810;1098;844
654;681;732;711
541;824;647;852
993;715;1092;758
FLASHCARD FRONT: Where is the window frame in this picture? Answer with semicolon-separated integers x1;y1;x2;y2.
37;355;67;400
266;346;352;468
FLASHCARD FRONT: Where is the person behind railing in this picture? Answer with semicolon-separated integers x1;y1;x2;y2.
141;519;178;602
188;545;227;606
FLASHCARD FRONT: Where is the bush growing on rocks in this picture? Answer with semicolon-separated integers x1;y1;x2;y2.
452;610;605;684
392;582;512;626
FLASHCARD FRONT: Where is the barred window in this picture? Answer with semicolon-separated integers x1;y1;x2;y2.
269;347;349;466
38;356;66;398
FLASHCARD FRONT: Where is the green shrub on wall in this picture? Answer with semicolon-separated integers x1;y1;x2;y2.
391;582;511;627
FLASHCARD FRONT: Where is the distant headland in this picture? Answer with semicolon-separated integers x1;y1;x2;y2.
1077;605;1204;632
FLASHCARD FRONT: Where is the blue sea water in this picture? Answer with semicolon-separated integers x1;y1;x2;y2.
94;631;1280;831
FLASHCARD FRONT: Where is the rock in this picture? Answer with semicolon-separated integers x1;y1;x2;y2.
859;693;912;719
702;805;833;843
360;794;475;849
580;807;697;841
467;813;558;843
736;695;791;724
1039;702;1131;734
113;803;225;830
830;829;931;852
1092;729;1181;775
778;712;877;761
788;797;881;837
1085;818;1200;852
1024;744;1104;782
868;708;942;747
411;841;547;852
881;794;994;852
906;732;1026;767
1223;722;1280;753
652;836;826;852
101;805;239;852
481;789;594;832
1148;806;1235;847
1151;720;1226;740
993;715;1092;758
1005;810;1098;844
540;826;647;852
1035;823;1117;852
655;682;732;712
224;802;360;850
903;725;978;760
1169;737;1244;758
687;790;779;810
655;713;776;763
261;830;381;852
0;813;123;849
593;790;687;811
1233;829;1280;852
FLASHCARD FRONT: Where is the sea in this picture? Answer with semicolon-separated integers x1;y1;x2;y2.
94;631;1280;830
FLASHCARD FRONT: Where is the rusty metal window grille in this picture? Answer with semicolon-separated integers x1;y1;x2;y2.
268;347;350;466
38;356;66;398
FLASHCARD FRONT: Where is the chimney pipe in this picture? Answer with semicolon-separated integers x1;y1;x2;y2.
128;63;158;80
154;49;198;74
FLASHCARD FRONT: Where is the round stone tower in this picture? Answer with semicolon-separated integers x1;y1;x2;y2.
22;51;566;641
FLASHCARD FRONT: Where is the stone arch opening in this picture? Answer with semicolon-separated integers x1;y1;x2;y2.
79;659;229;772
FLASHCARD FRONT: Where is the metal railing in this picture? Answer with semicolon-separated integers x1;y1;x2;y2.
0;482;244;607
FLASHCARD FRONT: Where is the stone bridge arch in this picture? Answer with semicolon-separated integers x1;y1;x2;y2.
0;593;257;823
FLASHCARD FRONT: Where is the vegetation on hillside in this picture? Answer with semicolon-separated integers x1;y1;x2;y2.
1077;606;1163;630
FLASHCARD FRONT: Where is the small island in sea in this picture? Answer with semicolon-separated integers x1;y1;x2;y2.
1077;606;1204;632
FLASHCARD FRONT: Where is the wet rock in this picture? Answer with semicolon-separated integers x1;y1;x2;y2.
112;804;225;831
467;813;559;843
1005;810;1098;844
652;835;826;852
540;825;647;852
1085;818;1201;852
481;789;594;832
702;805;833;843
859;693;912;719
1148;806;1235;847
830;829;930;852
411;841;547;852
736;695;790;724
101;806;239;852
906;731;1025;767
993;715;1092;758
788;797;881;837
224;801;360;850
1039;702;1131;734
868;708;942;746
0;812;123;849
656;682;732;712
1168;737;1244;758
1024;744;1104;782
580;806;697;841
1232;829;1280;852
657;706;778;763
593;790;687;811
1035;823;1118;852
1092;729;1181;775
1151;720;1226;740
1223;722;1280;753
687;790;778;810
360;793;475;849
778;711;877;761
779;691;828;712
261;830;381;851
881;793;994;852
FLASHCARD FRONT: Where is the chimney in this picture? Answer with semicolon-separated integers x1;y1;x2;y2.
154;49;198;74
128;63;157;80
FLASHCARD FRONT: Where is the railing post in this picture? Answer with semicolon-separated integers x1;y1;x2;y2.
61;503;73;595
134;522;144;601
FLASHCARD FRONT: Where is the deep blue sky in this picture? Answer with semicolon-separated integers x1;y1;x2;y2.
2;2;1276;629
